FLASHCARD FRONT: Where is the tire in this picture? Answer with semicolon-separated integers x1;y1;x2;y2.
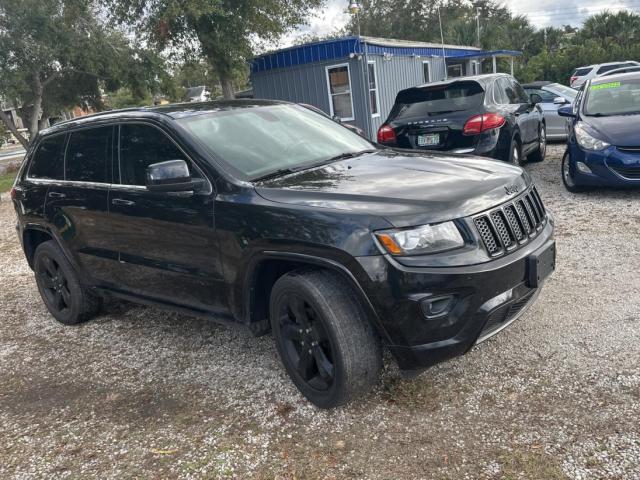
270;269;382;408
508;136;522;166
33;240;102;325
528;123;546;163
561;150;589;193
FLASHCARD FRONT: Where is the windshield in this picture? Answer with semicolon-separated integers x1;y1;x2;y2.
549;84;577;100
177;104;373;180
584;79;640;116
390;81;485;120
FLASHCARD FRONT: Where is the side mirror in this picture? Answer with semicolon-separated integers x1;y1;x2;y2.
557;106;575;118
332;115;343;124
529;93;543;105
145;159;205;193
553;96;569;105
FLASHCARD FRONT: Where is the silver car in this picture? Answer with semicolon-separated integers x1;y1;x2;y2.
523;82;577;140
570;61;640;88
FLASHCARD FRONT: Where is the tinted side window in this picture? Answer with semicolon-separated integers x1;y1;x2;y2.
574;67;592;76
597;64;624;74
66;127;112;183
497;78;519;103
493;81;508;104
524;88;555;102
29;134;66;180
119;124;195;186
512;80;530;103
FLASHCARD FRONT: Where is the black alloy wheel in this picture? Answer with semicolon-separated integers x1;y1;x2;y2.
277;293;336;391
33;241;101;325
270;270;382;408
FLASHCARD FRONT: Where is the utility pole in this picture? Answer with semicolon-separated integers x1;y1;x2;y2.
476;7;481;47
439;7;447;80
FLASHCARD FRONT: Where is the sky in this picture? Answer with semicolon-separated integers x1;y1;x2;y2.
281;0;640;47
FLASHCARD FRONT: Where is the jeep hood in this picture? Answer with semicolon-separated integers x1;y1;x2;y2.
255;149;531;227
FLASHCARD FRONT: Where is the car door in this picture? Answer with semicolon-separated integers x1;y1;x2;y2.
44;125;118;285
106;122;227;313
504;78;537;149
530;88;565;138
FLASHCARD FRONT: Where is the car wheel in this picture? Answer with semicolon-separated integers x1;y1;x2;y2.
528;124;546;162
270;269;382;408
561;151;588;193
33;240;102;325
508;137;522;166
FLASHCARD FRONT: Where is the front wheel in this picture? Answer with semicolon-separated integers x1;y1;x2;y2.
528;124;546;162
562;150;589;193
270;270;382;408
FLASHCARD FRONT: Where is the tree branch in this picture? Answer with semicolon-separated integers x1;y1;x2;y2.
0;109;29;149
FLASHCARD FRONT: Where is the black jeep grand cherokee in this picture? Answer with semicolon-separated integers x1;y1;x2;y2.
11;100;555;408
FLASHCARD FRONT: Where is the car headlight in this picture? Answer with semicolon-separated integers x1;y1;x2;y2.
375;221;464;256
575;122;610;151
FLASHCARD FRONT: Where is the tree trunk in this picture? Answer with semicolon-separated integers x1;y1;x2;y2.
0;110;29;149
220;76;235;100
29;73;44;141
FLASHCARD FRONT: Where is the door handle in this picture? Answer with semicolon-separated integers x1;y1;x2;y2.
111;198;135;207
48;192;66;199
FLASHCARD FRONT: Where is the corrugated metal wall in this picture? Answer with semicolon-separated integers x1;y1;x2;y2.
252;54;451;139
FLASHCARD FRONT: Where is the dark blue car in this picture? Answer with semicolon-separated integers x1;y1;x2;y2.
559;72;640;192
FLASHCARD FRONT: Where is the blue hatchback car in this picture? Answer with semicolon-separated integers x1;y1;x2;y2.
559;72;640;192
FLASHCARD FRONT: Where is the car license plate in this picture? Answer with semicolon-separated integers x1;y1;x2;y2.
527;241;556;288
417;133;440;147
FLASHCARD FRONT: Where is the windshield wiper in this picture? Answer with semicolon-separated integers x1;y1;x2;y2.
252;168;298;182
252;150;377;183
324;149;378;163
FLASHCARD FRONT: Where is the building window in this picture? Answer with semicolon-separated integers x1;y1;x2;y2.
326;64;354;121
423;61;431;83
447;64;463;78
368;61;380;117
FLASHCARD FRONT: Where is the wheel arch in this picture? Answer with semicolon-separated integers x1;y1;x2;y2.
243;252;389;343
22;226;54;268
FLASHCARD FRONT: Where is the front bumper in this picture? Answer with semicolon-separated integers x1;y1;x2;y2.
355;220;555;373
569;144;640;187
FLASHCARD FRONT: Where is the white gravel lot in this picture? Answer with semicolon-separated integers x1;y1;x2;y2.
0;144;638;479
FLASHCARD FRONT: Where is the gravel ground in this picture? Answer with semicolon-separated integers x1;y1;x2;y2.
0;144;638;479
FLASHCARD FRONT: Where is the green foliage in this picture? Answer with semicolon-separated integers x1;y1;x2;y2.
107;0;325;98
0;0;172;144
349;4;640;84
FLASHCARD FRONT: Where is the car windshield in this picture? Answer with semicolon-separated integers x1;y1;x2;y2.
390;81;485;120
549;84;577;100
584;78;640;116
177;104;374;180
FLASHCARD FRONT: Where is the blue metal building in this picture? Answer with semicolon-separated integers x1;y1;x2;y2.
250;36;522;139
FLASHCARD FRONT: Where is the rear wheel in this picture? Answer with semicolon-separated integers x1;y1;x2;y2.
528;124;546;162
270;270;382;408
508;137;522;166
33;241;102;325
562;151;589;193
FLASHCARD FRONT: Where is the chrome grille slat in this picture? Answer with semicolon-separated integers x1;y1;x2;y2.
473;187;547;258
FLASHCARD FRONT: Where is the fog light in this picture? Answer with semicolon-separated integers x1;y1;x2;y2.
576;161;592;174
420;295;455;319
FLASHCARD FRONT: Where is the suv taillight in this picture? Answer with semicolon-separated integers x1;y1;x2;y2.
377;124;397;144
570;76;578;84
463;113;506;136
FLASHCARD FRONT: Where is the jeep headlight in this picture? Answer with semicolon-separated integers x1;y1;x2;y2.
375;221;464;256
575;122;610;151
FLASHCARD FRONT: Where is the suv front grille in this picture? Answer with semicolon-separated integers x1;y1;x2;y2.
473;187;547;257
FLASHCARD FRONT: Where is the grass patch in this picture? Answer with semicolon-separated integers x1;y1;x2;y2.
498;448;567;480
0;167;18;192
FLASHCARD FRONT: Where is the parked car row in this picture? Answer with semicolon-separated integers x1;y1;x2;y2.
570;60;640;88
13;60;639;407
